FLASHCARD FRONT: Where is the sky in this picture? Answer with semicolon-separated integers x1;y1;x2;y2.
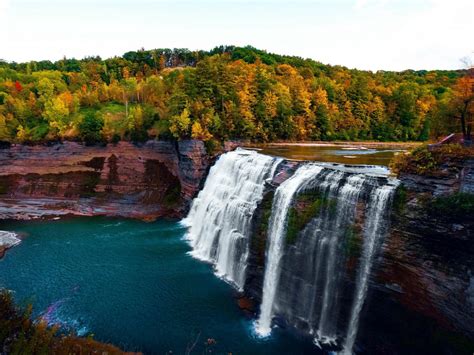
0;0;473;71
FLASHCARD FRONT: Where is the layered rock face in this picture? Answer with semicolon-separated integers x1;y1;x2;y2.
359;159;474;353
0;140;211;220
240;157;474;354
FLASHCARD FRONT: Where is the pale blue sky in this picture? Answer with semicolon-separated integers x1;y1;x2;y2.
1;0;473;70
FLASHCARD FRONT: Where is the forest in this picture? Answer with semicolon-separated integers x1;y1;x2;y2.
0;45;471;145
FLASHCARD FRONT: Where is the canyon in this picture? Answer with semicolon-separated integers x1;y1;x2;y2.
0;141;473;354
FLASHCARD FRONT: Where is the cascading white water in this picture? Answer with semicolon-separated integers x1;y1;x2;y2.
315;174;366;343
255;164;324;336
183;149;280;290
184;149;397;352
341;183;398;355
255;162;397;352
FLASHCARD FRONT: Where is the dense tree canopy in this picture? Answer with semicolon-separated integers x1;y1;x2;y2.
0;46;466;144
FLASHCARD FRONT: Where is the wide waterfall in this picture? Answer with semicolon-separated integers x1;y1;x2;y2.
255;163;397;353
183;149;281;290
184;149;398;354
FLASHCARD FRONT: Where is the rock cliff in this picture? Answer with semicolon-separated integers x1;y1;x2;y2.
0;140;211;221
361;159;474;353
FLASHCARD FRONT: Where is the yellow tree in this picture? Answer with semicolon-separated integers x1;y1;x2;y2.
191;121;212;141
0;114;10;140
169;107;191;138
43;97;70;136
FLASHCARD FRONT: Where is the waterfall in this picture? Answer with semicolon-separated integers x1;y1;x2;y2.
255;163;397;353
314;173;366;344
255;164;324;336
184;148;397;353
341;183;397;354
183;149;280;290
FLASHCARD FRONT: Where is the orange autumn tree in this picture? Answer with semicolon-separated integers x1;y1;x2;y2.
451;68;474;141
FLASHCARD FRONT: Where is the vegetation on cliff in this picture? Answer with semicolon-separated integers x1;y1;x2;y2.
390;144;474;176
286;190;336;244
0;290;135;355
428;193;474;222
0;46;470;145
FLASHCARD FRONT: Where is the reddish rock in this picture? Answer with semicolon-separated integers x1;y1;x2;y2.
0;140;211;221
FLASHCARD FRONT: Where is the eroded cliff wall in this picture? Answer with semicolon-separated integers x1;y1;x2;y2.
0;140;211;220
361;159;474;353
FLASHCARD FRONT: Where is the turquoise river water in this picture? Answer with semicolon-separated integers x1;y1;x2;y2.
0;217;319;354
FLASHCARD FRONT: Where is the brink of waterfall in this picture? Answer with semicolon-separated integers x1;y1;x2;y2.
183;148;281;290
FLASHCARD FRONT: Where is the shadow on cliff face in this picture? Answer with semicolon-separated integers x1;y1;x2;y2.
361;169;474;354
0;140;212;221
142;159;182;207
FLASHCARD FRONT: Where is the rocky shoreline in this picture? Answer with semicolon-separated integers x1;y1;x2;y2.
0;230;21;258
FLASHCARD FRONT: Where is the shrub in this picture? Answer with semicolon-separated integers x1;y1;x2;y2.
286;190;329;244
344;224;362;257
78;112;104;145
428;193;474;222
0;290;130;354
253;191;275;266
390;144;474;176
204;138;222;156
392;184;408;213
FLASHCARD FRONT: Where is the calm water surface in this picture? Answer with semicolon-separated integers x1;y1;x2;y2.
0;218;319;354
245;144;404;166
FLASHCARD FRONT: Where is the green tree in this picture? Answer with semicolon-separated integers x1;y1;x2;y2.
78;112;104;144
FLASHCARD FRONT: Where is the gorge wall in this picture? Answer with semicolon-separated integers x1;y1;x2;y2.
0;140;212;221
361;159;474;354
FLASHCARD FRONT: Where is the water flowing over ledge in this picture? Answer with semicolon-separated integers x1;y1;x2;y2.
342;183;398;354
183;148;398;353
183;149;282;290
255;164;325;337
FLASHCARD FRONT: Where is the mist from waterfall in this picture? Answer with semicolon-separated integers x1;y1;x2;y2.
183;149;281;290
